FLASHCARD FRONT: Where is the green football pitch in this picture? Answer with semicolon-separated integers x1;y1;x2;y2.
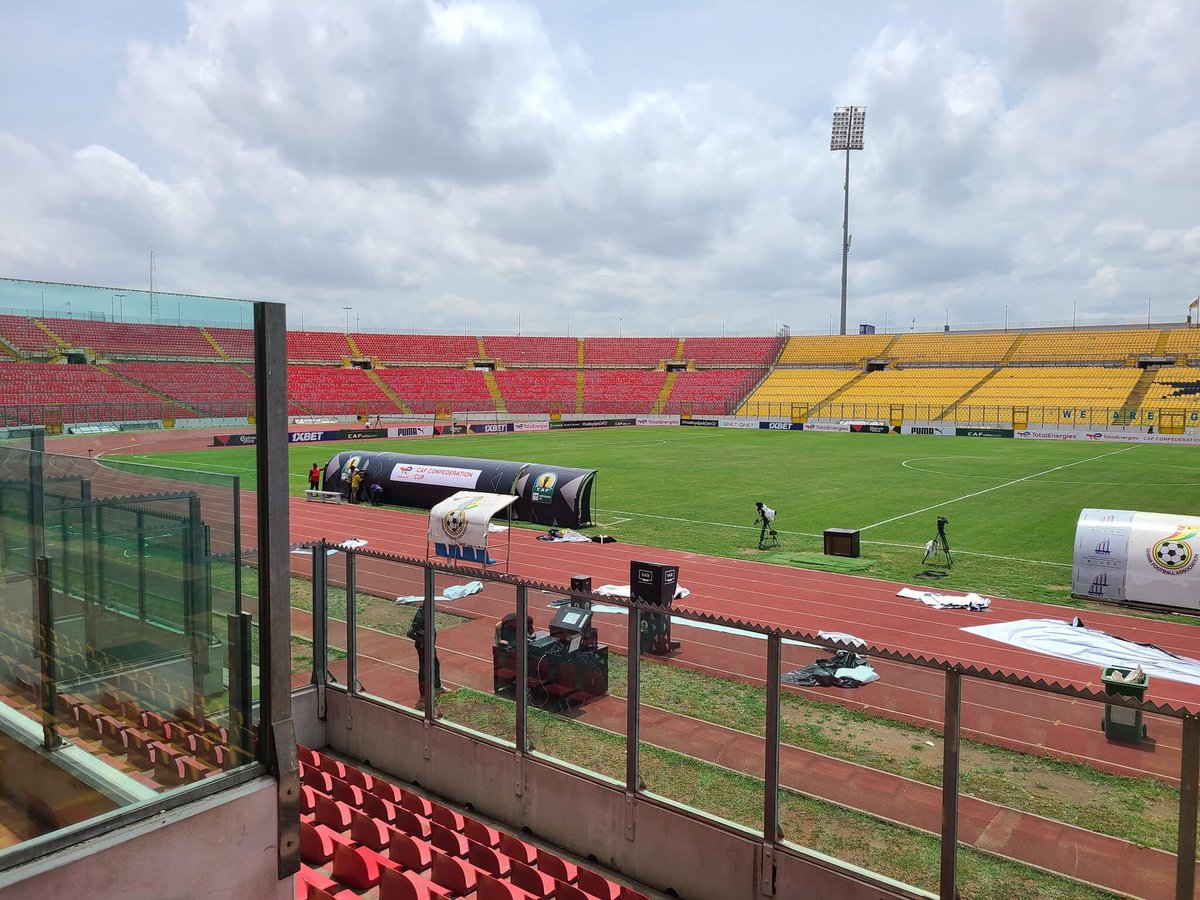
119;428;1200;606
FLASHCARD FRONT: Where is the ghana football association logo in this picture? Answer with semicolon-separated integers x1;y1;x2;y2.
443;507;469;540
1147;526;1198;575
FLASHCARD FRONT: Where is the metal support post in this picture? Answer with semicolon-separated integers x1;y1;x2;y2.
228;611;254;764
136;508;147;622
252;300;300;878
940;668;962;900
311;541;329;697
422;566;436;725
35;557;61;751
231;475;243;615
345;550;358;696
185;495;208;721
1178;716;1199;899
625;603;642;840
515;584;529;795
761;633;782;896
79;481;97;665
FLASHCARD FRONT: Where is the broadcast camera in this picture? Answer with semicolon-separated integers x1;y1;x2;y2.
924;516;952;567
754;501;778;549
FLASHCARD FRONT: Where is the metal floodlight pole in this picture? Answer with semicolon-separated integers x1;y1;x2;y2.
342;306;352;335
831;106;867;336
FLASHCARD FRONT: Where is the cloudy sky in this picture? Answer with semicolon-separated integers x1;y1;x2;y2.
2;0;1198;336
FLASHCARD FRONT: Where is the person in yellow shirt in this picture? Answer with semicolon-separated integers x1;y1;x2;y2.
350;468;363;504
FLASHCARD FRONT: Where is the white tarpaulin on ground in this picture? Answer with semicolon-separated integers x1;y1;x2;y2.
428;491;517;548
595;583;690;600
898;587;990;611
962;618;1200;686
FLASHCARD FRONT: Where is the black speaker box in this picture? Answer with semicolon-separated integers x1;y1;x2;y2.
630;560;678;607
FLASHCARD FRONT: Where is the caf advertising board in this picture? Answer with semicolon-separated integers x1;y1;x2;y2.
1073;508;1200;610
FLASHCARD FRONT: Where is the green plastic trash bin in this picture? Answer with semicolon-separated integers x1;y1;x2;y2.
1100;666;1148;743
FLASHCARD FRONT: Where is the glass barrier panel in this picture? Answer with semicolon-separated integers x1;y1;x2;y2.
350;554;426;710
777;639;936;894
433;574;517;748
526;586;626;786
638;617;766;834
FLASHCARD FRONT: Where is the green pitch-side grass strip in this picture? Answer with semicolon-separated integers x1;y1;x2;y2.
440;690;1117;900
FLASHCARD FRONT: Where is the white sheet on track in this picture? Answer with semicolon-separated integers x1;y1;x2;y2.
961;618;1200;687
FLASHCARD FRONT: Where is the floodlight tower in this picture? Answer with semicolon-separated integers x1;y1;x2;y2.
830;106;866;336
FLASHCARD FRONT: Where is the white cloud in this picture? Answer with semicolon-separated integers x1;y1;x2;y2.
1;0;1198;333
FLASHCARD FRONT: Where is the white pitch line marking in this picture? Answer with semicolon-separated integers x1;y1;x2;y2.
860;445;1140;531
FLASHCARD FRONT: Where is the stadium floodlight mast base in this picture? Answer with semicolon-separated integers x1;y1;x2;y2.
830;106;866;336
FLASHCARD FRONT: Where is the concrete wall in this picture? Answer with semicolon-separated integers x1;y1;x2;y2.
323;691;922;900
0;777;293;900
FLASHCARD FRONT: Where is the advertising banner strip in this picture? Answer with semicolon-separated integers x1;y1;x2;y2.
635;416;680;427
900;425;953;436
513;421;551;432
212;433;257;447
956;428;1014;438
388;425;435;438
390;462;482;489
804;423;851;433
680;418;719;427
759;421;805;431
549;418;636;429
716;417;758;429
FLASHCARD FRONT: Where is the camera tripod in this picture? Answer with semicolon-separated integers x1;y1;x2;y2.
755;513;779;550
923;518;952;568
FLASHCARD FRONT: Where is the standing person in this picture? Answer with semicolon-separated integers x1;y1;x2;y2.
308;462;321;493
407;605;447;710
350;467;363;504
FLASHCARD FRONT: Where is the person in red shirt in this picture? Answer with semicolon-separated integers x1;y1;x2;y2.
308;463;320;492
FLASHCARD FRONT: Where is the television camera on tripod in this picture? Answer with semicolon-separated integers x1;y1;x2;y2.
754;501;779;550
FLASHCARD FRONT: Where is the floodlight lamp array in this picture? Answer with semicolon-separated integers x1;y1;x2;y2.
830;106;867;151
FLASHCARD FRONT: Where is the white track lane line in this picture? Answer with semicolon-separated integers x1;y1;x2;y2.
858;445;1140;532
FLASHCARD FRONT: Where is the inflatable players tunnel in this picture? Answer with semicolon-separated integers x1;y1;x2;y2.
323;451;597;528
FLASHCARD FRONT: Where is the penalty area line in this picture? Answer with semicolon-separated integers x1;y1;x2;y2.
859;445;1140;532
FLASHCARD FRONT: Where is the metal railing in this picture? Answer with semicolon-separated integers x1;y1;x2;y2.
305;541;1200;900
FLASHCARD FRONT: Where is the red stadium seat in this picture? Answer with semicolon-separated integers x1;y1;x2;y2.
509;860;555;900
331;841;391;890
555;882;591;900
401;790;434;818
478;872;537;900
379;866;452;900
576;867;621;900
429;820;469;858
394;806;433;840
463;816;500;848
468;840;510;878
389;831;433;873
362;790;398;824
498;833;537;867
536;848;577;884
330;776;365;809
370;779;405;805
350;809;393;851
430;802;466;833
430;848;478;898
314;793;354;832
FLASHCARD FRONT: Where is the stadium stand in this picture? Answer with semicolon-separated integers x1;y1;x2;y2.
662;368;755;415
777;334;892;365
1007;328;1160;363
1140;366;1200;407
111;362;255;418
582;369;665;414
287;365;402;415
494;369;577;414
203;326;255;360
680;337;778;366
39;318;218;359
0;315;54;355
294;744;649;900
1162;328;1200;363
738;368;861;415
829;368;994;419
374;367;495;414
953;366;1142;418
0;361;166;425
582;338;678;366
482;336;578;366
287;332;354;363
352;333;479;365
885;331;1018;365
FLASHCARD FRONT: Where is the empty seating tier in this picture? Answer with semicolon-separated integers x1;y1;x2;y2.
482;336;578;366
374;368;495;414
680;337;778;366
204;327;255;360
663;369;755;415
287;366;403;415
1008;329;1160;363
582;338;678;367
0;315;55;354
954;367;1142;419
1163;329;1200;363
885;332;1018;365
0;362;167;425
111;362;255;418
582;370;665;414
738;369;861;415
778;334;892;365
37;318;218;359
352;334;479;365
287;332;353;363
832;368;994;420
1139;366;1200;407
494;369;577;414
